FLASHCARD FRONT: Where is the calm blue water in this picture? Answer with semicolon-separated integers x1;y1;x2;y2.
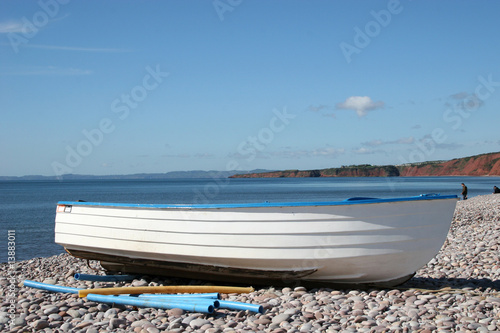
1;176;499;262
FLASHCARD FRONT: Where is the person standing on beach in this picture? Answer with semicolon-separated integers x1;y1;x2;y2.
461;183;468;200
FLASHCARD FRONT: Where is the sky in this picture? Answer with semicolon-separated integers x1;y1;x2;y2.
1;0;500;177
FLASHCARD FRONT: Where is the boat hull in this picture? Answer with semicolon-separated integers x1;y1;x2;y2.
55;195;458;286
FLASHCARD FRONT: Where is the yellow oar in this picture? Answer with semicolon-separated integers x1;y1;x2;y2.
78;285;254;298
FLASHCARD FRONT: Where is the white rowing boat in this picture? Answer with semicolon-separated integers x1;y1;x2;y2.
55;194;458;286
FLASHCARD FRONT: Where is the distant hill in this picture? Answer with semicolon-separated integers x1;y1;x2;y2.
0;169;273;181
230;152;500;178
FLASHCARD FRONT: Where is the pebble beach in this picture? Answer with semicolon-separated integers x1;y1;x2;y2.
1;194;499;333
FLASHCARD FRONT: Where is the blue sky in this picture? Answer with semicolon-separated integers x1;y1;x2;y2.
1;0;499;177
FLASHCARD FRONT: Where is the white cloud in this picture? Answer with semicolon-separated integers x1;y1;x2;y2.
435;142;463;150
396;137;415;144
0;20;24;33
362;137;414;147
449;92;469;100
0;66;92;76
279;147;345;159
228;147;345;160
352;147;375;154
310;147;345;157
22;44;132;52
446;91;484;110
363;139;384;147
336;96;384;117
194;153;215;159
307;104;329;112
0;14;69;34
162;153;191;158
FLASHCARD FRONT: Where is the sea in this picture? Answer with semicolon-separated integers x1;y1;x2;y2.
1;176;499;263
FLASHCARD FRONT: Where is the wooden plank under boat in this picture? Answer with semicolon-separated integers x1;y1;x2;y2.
54;194;458;287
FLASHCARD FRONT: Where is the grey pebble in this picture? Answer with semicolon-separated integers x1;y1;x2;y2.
486;297;500;304
60;322;73;331
146;326;160;333
168;308;185;317
181;315;198;326
189;317;211;329
12;316;27;327
66;309;81;318
48;313;62;321
97;303;110;312
104;308;118;318
271;313;290;324
42;305;59;315
32;319;49;330
110;317;126;328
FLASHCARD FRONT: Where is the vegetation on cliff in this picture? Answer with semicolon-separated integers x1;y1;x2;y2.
230;152;500;178
321;165;400;177
231;164;400;178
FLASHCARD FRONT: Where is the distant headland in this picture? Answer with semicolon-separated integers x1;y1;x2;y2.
230;151;500;178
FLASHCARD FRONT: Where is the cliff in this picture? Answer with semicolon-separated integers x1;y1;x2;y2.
398;152;500;176
230;152;500;178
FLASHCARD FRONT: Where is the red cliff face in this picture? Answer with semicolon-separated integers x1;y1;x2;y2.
230;152;500;178
399;152;500;176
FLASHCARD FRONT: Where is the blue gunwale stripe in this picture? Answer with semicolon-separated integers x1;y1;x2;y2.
57;194;458;209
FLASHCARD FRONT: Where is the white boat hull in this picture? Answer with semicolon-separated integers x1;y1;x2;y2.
55;195;458;286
